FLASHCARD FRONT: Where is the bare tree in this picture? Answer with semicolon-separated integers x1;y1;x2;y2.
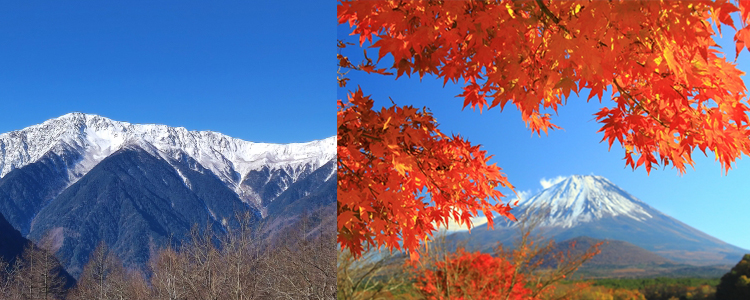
180;224;225;300
104;265;132;300
221;212;264;300
68;241;136;300
55;210;338;300
118;268;151;300
10;238;67;300
69;242;110;300
0;256;16;299
263;211;336;299
337;245;406;300
149;246;187;300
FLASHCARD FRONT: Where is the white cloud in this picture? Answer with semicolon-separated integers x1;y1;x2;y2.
439;215;489;232
439;196;528;232
540;175;567;189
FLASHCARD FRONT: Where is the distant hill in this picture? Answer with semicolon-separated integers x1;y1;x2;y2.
549;236;730;278
555;236;672;266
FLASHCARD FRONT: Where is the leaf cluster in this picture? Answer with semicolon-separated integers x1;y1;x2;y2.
338;89;515;259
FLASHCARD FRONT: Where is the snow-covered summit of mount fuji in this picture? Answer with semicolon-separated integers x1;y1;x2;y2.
452;174;749;266
0;113;335;206
511;175;658;228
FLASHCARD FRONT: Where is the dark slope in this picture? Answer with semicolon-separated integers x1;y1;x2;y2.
0;211;75;288
0;211;28;265
242;166;293;207
167;150;263;227
27;146;258;277
0;143;81;235
266;159;335;217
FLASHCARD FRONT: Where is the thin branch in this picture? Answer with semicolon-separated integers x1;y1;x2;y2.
535;0;573;38
612;79;669;128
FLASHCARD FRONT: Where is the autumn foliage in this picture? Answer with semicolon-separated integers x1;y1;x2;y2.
338;0;750;257
337;89;515;258
405;210;602;300
412;248;534;300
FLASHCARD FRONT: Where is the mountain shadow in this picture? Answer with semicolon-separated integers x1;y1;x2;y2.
0;211;27;267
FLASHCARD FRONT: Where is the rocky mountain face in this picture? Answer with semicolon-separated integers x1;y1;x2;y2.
0;113;335;277
450;175;748;266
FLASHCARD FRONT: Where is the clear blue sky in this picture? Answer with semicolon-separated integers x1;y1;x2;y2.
1;1;332;144
338;22;750;251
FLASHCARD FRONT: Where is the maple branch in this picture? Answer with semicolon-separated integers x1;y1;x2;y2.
412;153;452;203
337;43;393;78
360;133;383;142
535;0;573;38
337;156;381;201
535;0;559;23
671;86;690;103
612;79;669;128
399;141;447;191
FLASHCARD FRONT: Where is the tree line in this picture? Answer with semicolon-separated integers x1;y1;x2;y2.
0;212;336;300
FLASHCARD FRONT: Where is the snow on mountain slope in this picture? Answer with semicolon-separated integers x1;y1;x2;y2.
510;175;657;228
0;113;335;207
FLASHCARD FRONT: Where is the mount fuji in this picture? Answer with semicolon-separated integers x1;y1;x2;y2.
449;175;748;266
0;113;335;276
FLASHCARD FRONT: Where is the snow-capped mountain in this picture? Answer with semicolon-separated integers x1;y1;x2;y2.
0;112;335;210
450;175;749;266
507;175;657;228
0;113;336;277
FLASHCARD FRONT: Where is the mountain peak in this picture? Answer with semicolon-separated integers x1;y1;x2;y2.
514;175;654;228
51;112;114;126
57;111;92;119
544;174;610;189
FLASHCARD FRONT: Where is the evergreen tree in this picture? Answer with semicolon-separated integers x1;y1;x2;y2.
716;254;750;300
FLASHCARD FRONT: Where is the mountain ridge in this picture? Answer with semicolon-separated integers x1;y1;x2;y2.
0;112;335;210
0;113;336;277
